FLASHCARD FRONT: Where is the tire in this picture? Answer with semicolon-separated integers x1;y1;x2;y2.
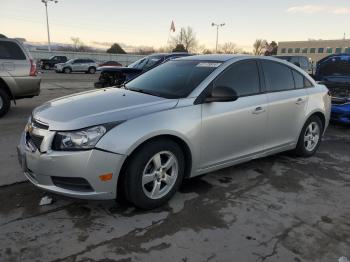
63;67;72;74
44;64;50;70
123;139;185;209
0;88;11;118
293;115;323;157
88;67;96;74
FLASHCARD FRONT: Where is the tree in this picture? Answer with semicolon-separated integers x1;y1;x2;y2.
264;41;278;56
253;39;267;55
219;42;243;54
106;43;126;54
170;27;198;52
71;37;83;51
172;44;187;52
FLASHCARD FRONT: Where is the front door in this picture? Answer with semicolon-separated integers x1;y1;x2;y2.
200;60;269;169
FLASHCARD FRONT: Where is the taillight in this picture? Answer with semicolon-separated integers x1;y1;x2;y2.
29;59;37;76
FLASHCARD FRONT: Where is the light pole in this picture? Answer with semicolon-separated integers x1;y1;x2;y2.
41;0;58;52
211;22;225;53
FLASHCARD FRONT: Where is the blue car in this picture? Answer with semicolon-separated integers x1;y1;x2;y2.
315;54;350;124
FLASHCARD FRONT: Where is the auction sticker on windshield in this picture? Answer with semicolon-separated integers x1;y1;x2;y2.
196;62;222;68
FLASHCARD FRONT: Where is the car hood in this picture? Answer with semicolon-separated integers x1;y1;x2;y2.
32;88;178;130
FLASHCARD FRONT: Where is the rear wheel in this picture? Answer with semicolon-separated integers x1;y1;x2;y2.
0;88;11;117
123;139;185;209
88;67;96;74
294;116;323;157
63;67;72;74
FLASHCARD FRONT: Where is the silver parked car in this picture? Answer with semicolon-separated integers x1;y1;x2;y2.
17;55;331;209
55;58;98;74
0;38;41;117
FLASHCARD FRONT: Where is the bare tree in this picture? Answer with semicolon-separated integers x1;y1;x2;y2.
253;39;267;55
170;27;198;52
219;42;243;54
71;37;83;51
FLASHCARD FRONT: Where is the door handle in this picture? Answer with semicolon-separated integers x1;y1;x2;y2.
252;106;265;114
295;98;305;105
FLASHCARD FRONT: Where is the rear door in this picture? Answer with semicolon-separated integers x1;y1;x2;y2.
200;60;269;169
0;40;29;77
261;60;308;148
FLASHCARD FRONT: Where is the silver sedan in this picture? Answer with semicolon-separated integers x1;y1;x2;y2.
17;55;331;209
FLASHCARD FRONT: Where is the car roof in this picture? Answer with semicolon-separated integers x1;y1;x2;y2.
177;54;248;62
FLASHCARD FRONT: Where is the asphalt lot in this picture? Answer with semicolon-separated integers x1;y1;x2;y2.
0;71;349;262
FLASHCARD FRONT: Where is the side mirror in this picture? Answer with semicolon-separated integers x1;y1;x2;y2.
293;62;301;67
205;85;238;103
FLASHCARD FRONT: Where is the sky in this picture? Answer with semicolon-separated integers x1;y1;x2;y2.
2;0;350;51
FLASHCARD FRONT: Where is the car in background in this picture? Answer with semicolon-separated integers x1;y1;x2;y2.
0;38;41;117
55;58;98;74
39;55;67;70
314;53;350;124
18;55;330;209
99;61;122;67
94;52;191;88
274;55;312;74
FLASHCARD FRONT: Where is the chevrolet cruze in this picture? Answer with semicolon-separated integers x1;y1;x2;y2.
17;55;331;209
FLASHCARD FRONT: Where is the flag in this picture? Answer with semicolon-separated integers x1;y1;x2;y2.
170;21;176;32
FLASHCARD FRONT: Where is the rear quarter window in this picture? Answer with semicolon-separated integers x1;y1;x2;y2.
0;41;26;60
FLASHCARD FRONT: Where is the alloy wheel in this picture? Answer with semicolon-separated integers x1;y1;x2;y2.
304;122;320;152
142;151;179;200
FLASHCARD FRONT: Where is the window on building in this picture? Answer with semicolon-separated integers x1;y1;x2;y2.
281;48;286;53
335;48;342;53
295;48;300;53
302;48;308;53
318;48;324;53
326;48;333;54
288;48;293;53
344;47;350;54
310;48;316;54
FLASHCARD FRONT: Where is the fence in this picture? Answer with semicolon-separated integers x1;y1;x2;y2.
29;50;145;66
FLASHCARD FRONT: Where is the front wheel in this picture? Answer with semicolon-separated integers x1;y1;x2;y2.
63;67;72;74
123;139;185;209
0;88;11;117
88;67;96;74
294;116;323;157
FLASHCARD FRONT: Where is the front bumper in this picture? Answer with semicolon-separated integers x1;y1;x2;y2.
17;132;125;200
331;103;350;124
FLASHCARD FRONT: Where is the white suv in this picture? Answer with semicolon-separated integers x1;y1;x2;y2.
55;58;98;74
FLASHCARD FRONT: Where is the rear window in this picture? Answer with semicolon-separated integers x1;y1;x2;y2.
0;41;26;60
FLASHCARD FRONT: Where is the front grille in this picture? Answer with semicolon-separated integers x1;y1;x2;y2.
27;133;44;151
51;177;93;192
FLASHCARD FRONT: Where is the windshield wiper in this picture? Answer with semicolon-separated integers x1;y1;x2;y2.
127;88;162;97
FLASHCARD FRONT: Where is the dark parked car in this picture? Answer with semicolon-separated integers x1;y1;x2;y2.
314;53;350;124
274;55;312;74
39;55;67;70
94;52;192;88
99;60;122;67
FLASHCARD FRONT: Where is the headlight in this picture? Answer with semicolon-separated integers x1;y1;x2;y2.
53;125;107;151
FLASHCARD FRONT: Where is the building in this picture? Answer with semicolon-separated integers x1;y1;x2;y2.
277;39;350;63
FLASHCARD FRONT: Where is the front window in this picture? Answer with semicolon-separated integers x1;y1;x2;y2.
125;60;221;99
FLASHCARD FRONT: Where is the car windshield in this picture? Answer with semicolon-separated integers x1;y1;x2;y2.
66;59;75;64
125;60;221;99
128;55;163;70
